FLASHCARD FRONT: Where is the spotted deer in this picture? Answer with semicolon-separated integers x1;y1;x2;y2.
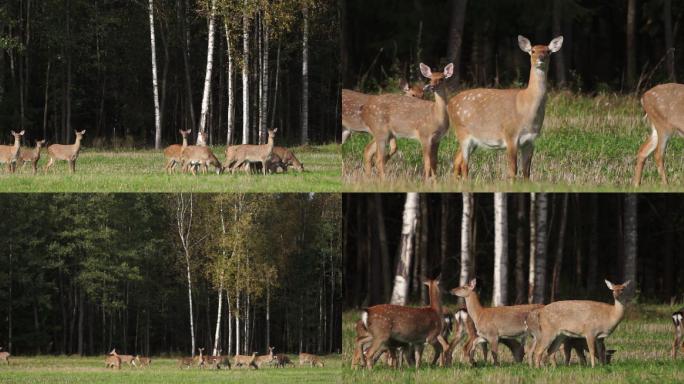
45;130;86;173
254;347;275;368
361;63;453;179
359;280;449;369
204;349;231;369
0;130;25;173
180;146;222;175
105;354;121;369
633;84;684;186
449;279;542;365
224;128;278;174
673;308;684;359
299;353;325;367
449;36;563;180
109;349;136;367
531;280;630;368
233;352;258;369
19;139;46;174
163;129;192;173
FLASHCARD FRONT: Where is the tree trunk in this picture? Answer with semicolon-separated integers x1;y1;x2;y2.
43;60;50;141
176;194;196;356
199;0;217;135
213;278;223;356
446;0;467;84
460;193;474;286
664;0;676;82
550;194;569;302
260;17;269;144
493;193;508;306
528;193;537;303
515;194;526;304
180;0;196;131
390;193;419;305
149;0;162;149
626;0;636;89
301;4;309;144
225;21;235;145
552;0;566;86
266;284;270;349
624;195;638;299
227;290;232;355
77;289;84;355
533;193;548;304
242;2;250;144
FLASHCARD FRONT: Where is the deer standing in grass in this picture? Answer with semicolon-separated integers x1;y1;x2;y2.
45;130;86;173
19;139;45;174
180;145;222;175
531;280;629;368
224;128;278;174
105;354;121;369
134;355;151;367
352;319;408;369
358;280;449;369
0;130;25;173
109;348;136;367
233;352;258;369
449;36;563;180
299;353;325;367
254;347;275;368
163;129;192;173
361;64;453;179
274;353;294;368
204;349;231;369
672;308;684;359
449;279;542;365
633;83;684;186
177;356;195;369
0;347;9;365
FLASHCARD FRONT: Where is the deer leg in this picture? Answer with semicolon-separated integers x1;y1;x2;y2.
673;325;682;359
363;140;376;176
520;142;534;180
654;132;671;185
596;338;606;364
375;135;389;179
262;161;268;175
32;161;37;175
388;136;398;159
364;337;386;370
585;334;597;368
421;138;433;179
69;160;75;173
413;344;423;369
633;127;658;186
563;341;573;365
45;157;54;173
505;142;518;180
534;334;555;368
489;337;500;366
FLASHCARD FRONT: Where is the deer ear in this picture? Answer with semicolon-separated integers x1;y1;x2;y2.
19;130;25;135
419;63;432;79
518;35;532;54
548;36;564;53
469;278;477;288
605;279;614;290
443;63;454;79
622;280;631;287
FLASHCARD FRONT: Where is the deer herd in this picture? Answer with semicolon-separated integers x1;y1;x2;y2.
343;35;684;185
351;277;683;370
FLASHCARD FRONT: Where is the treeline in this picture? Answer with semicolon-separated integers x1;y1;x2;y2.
342;0;683;93
0;0;339;148
343;193;684;308
0;193;342;357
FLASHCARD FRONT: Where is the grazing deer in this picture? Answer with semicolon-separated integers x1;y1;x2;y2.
673;308;684;359
134;355;151;367
299;353;324;367
352;318;412;369
254;347;275;368
359;280;449;369
233;352;259;369
177;356;195;369
180;146;222;175
361;63;453;179
449;279;542;365
0;130;25;173
163;129;192;173
109;349;136;367
19;139;46;175
224;128;278;174
273;353;294;368
633;83;684;186
204;349;231;369
45;130;86;173
270;146;304;172
105;354;121;369
531;280;630;368
449;36;563;180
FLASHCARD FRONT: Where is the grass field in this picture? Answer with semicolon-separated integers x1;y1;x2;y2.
0;144;340;192
341;304;684;383
0;354;342;384
342;92;684;192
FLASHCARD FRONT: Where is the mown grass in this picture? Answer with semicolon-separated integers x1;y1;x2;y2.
341;304;684;383
0;144;340;192
342;91;684;192
0;354;342;384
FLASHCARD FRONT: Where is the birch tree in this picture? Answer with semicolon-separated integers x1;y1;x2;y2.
515;194;526;304
460;193;474;286
198;0;217;138
241;1;250;144
493;193;508;306
532;193;548;304
390;193;418;305
225;21;236;145
174;193;196;356
528;193;537;303
300;2;309;144
148;0;162;149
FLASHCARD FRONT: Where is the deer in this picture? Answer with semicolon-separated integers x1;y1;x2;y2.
358;279;450;369
177;356;195;369
0;347;10;365
45;130;86;173
233;352;259;369
361;63;453;179
352;318;415;369
0;130;25;173
19;139;46;174
204;349;231;370
109;348;136;367
633;83;684;186
194;347;207;368
673;308;684;359
269;146;305;173
134;355;151;368
299;353;325;367
449;36;563;180
179;145;222;175
449;279;543;366
163;129;192;173
105;354;121;369
254;346;276;368
224;128;278;174
530;280;630;368
273;353;294;368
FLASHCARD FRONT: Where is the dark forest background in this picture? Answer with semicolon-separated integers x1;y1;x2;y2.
341;0;683;94
344;193;684;309
0;193;342;357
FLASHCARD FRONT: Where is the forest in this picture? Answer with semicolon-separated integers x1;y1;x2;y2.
341;0;682;93
0;193;342;358
0;0;340;148
344;193;683;308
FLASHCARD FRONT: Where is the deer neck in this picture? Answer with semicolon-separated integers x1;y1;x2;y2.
464;291;484;324
73;137;83;153
266;136;275;154
432;87;449;126
182;136;188;147
612;295;625;322
428;283;443;315
12;136;21;153
521;64;549;115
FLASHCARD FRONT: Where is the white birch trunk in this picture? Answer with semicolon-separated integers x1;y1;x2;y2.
533;193;548;304
224;21;235;145
227;290;232;355
213;278;223;355
176;194;196;356
242;2;250;144
460;193;474;286
235;270;240;355
390;193;419;305
198;0;216;135
493;193;508;306
300;4;309;144
528;193;537;304
245;292;250;353
148;0;161;149
260;19;269;143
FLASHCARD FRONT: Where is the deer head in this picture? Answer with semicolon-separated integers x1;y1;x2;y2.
450;278;477;298
10;130;25;141
605;279;630;301
419;63;454;93
36;139;46;148
518;35;563;71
